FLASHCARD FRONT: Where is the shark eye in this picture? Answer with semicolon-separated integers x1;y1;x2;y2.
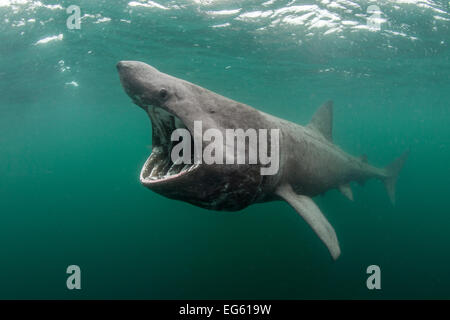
159;88;168;99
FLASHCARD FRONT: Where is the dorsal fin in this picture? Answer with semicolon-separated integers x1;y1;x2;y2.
307;100;333;142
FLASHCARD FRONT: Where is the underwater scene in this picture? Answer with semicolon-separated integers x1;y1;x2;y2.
0;0;449;299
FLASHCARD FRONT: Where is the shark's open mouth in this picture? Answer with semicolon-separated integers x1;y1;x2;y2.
139;105;199;184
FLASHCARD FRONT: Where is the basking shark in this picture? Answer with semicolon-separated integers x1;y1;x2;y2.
117;61;408;260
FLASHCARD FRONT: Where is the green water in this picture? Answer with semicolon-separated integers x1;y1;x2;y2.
0;0;449;299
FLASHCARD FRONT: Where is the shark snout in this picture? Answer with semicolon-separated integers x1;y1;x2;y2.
116;60;136;72
117;60;159;75
116;61;141;82
116;61;149;105
116;61;162;102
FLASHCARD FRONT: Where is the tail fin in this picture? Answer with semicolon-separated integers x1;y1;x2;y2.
383;150;410;205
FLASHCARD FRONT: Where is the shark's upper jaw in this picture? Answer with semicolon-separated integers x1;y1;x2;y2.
139;104;199;185
116;61;200;185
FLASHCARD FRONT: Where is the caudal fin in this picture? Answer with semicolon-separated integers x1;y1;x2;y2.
383;150;410;205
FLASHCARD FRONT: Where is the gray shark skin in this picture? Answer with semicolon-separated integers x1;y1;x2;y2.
117;61;409;260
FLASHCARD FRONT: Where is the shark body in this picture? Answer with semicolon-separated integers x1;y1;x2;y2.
117;61;408;260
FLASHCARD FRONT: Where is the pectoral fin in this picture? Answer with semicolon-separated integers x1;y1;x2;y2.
276;184;341;260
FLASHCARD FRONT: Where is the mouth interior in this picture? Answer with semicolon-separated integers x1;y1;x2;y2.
140;106;198;182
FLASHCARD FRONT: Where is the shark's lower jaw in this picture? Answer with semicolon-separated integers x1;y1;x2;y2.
139;105;199;184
